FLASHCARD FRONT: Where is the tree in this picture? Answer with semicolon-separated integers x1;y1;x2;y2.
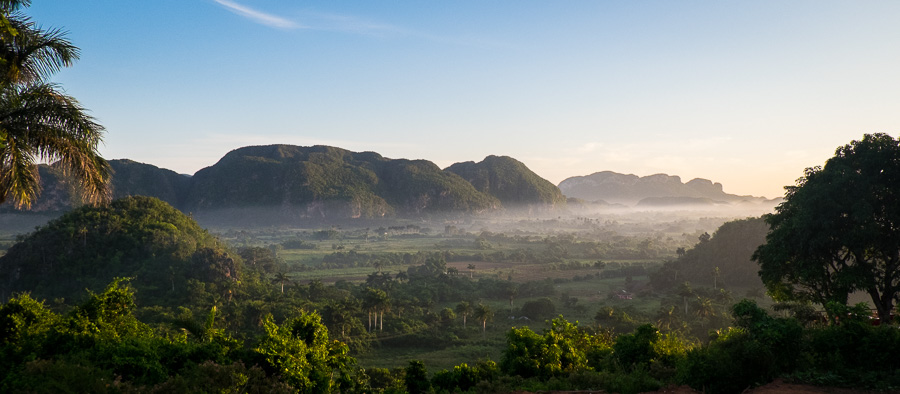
363;288;389;332
698;232;711;243
321;297;360;340
474;303;493;334
0;0;110;208
455;301;472;328
272;272;291;294
254;312;352;393
678;282;693;316
404;360;430;394
754;133;900;322
520;298;556;321
501;317;610;379
712;266;720;290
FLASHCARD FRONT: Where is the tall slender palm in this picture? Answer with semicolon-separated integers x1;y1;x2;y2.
455;301;472;328
0;0;109;209
363;287;389;332
473;303;493;335
272;272;291;294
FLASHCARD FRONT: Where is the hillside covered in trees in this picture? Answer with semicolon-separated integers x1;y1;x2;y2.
0;196;236;303
445;155;567;208
186;145;500;218
4;146;579;221
651;217;769;291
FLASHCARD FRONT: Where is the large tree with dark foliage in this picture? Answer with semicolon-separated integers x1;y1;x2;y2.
754;133;900;322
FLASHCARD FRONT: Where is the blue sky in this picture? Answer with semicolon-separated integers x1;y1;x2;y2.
30;1;900;198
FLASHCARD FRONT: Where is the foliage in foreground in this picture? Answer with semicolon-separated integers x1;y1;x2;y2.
4;278;900;393
0;279;347;393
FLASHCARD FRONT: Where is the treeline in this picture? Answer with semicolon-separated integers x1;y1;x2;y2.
0;280;346;393
311;242;665;271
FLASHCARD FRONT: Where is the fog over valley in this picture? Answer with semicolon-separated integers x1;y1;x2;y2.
4;2;899;392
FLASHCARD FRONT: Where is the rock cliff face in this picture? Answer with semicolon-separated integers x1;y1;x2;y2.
445;155;566;208
558;171;769;206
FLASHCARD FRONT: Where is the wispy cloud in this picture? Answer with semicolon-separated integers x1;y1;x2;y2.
300;11;403;36
210;1;505;48
213;0;302;29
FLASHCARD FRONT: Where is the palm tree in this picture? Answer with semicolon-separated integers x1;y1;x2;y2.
656;305;679;332
455;301;472;328
363;287;389;332
372;259;384;273
473;303;493;335
272;272;291;294
467;263;476;279
0;0;110;209
712;266;721;290
695;296;715;319
678;282;693;316
324;297;360;340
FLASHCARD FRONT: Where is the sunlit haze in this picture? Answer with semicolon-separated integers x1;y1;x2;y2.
32;1;900;199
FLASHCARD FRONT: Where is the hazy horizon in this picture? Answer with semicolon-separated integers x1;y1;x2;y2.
30;1;900;199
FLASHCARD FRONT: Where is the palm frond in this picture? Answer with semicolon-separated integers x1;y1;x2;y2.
0;83;109;208
1;13;78;85
0;133;38;207
0;1;30;14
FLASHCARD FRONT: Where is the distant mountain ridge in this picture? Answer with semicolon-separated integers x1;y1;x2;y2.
558;171;772;206
3;145;569;221
185;144;500;219
445;155;566;208
4;148;770;218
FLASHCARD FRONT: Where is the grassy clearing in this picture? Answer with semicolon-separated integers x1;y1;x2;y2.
358;340;505;372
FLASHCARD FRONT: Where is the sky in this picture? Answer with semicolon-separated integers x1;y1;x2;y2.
28;1;900;199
